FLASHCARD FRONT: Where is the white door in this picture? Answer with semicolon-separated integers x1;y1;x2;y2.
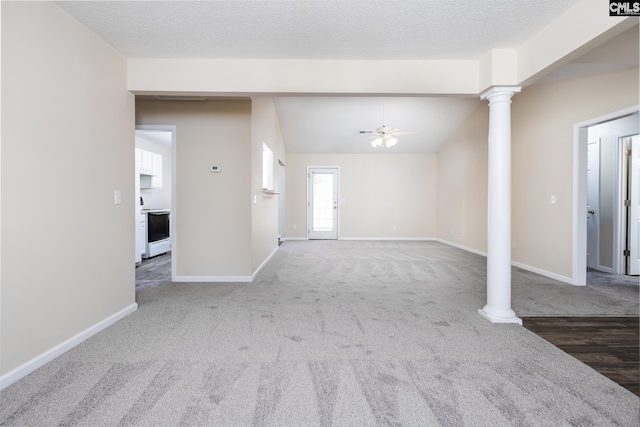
308;167;338;240
628;135;639;275
587;140;600;269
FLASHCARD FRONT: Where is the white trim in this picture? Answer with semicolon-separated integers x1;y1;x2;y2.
307;166;340;240
477;308;522;325
511;261;575;285
135;125;177;282
173;276;253;283
614;130;639;275
285;237;308;241
339;237;436;241
436;238;487;257
437;239;574;285
0;303;138;391
251;246;279;281
573;105;639;286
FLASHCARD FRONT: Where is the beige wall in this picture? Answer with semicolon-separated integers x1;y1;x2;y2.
250;98;286;271
286;154;436;239
436;105;490;251
1;2;135;375
512;68;639;278
437;67;639;280
136;100;253;277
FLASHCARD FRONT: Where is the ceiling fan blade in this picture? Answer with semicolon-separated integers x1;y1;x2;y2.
358;134;378;141
392;131;417;136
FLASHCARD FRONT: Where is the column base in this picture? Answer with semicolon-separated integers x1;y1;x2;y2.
478;306;522;325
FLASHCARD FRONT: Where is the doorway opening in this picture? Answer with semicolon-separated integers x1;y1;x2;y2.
575;107;639;285
307;167;339;240
278;160;286;245
135;125;176;288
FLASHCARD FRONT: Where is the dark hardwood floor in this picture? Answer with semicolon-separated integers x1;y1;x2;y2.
522;316;639;396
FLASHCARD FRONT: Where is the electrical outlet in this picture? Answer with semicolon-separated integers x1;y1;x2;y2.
292;224;297;230
551;195;556;204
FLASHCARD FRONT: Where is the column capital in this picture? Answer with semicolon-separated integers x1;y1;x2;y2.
480;86;521;101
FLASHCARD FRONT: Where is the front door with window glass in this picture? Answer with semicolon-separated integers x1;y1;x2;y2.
308;167;338;239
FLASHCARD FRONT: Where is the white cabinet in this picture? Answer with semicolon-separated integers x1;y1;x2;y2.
139;149;154;175
137;213;147;259
136;148;163;189
151;152;162;188
136;213;147;258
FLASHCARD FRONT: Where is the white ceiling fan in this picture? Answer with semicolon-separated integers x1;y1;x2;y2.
359;101;415;148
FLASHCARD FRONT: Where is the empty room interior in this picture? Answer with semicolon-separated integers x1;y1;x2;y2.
1;1;639;425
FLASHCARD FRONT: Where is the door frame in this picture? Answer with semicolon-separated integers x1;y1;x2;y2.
278;160;286;242
573;105;639;285
621;133;640;275
586;138;600;270
136;124;177;281
306;166;340;240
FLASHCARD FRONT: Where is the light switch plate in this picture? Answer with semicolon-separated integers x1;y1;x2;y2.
114;190;122;205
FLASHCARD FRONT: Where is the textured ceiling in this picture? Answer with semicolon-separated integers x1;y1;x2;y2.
56;0;582;60
54;1;637;154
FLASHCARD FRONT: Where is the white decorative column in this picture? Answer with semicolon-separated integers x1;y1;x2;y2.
479;86;522;325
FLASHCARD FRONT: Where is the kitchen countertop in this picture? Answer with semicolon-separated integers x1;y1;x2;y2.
140;208;170;212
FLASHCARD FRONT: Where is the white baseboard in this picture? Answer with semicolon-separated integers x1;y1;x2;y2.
339;237;436;241
435;238;488;257
173;247;280;283
284;237;308;241
252;246;279;281
173;275;253;283
436;238;575;285
511;261;575;285
0;303;138;391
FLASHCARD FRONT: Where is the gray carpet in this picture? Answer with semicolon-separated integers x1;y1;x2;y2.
1;241;638;426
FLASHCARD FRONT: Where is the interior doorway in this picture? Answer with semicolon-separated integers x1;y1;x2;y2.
278;160;286;244
135;125;176;286
307;167;339;240
575;108;639;285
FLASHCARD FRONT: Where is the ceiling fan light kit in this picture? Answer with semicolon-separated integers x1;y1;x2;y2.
371;134;398;148
362;101;413;148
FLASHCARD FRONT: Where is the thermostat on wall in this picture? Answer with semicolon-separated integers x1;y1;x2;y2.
209;164;222;173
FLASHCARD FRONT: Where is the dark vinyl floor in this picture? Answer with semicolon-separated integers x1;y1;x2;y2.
522;316;639;396
135;251;171;289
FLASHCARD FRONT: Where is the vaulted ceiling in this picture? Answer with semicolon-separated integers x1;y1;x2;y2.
56;1;639;153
